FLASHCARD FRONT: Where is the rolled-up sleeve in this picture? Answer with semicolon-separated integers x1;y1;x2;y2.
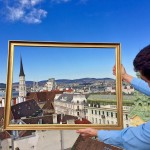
97;129;126;149
97;122;150;150
131;78;150;96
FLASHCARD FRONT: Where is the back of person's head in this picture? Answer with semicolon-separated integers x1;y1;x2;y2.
133;44;150;80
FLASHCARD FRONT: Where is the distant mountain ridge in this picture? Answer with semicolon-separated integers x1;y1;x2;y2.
0;78;115;88
0;83;6;88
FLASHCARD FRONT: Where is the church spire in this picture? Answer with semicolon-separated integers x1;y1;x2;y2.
19;56;25;77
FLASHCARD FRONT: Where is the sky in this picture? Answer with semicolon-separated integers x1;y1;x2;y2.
0;0;150;83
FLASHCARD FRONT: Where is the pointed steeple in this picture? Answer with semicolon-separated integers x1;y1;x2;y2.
19;56;25;77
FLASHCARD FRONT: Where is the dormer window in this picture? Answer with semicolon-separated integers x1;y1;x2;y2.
139;103;142;106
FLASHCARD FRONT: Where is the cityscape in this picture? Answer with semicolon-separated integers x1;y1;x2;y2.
0;56;150;149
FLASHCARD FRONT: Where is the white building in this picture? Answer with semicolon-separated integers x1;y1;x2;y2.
0;98;5;107
54;93;87;118
44;78;56;91
86;94;135;128
106;85;134;94
122;85;134;94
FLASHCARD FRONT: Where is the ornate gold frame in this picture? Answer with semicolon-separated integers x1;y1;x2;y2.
4;41;123;130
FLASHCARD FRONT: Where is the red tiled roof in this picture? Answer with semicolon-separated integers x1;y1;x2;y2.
26;91;63;102
0;131;11;140
57;114;78;124
64;88;73;93
11;99;42;119
75;118;91;124
23;115;53;124
72;135;123;150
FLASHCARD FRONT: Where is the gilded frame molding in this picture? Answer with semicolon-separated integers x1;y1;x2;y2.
4;41;123;130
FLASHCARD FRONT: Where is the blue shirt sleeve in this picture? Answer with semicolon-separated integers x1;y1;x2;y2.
97;121;150;150
96;78;150;149
131;77;150;96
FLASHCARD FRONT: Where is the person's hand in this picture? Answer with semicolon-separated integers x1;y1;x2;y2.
76;128;98;138
113;64;126;76
113;64;133;83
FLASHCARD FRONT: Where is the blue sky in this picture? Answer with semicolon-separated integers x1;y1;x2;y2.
0;0;150;83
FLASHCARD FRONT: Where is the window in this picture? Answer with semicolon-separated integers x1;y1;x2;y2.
95;110;97;115
106;112;109;117
99;119;101;124
99;111;100;115
103;120;105;124
115;113;117;118
95;118;97;124
92;117;94;123
125;114;128;120
91;110;93;114
111;112;113;117
139;103;142;106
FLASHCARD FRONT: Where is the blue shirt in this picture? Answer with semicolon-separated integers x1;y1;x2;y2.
97;77;150;150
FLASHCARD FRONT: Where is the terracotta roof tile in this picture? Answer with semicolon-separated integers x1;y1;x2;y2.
72;135;122;150
0;131;11;140
75;118;91;124
26;91;63;102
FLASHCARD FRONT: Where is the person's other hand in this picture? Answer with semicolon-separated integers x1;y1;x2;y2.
113;64;126;76
113;64;133;83
76;128;98;138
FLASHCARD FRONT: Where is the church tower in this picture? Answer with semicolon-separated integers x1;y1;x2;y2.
19;56;26;97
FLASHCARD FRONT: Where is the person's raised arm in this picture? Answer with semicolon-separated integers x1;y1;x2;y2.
113;65;133;83
113;65;150;96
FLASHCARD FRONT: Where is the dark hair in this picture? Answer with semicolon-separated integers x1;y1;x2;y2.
133;44;150;80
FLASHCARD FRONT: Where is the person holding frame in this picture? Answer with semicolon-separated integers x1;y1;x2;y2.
77;45;150;150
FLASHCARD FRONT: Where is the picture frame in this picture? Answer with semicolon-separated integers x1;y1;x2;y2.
4;41;123;130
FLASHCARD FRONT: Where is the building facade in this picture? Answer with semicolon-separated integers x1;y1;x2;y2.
54;93;87;118
86;94;135;128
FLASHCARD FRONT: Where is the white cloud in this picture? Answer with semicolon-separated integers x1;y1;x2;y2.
23;8;47;23
19;0;30;6
1;0;87;23
3;0;47;24
31;0;44;6
51;0;70;3
7;6;24;21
